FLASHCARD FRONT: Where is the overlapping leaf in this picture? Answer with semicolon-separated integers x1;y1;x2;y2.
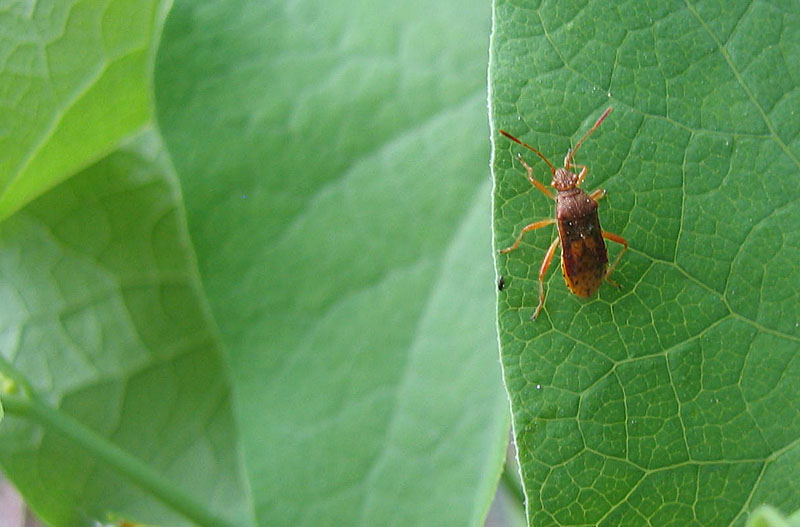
152;0;508;525
0;131;248;526
0;0;166;220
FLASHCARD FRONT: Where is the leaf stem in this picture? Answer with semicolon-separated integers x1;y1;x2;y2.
1;392;236;527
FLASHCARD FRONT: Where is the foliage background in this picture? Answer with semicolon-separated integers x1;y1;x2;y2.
0;0;507;525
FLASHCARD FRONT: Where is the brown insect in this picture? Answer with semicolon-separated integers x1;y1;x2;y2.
498;107;627;320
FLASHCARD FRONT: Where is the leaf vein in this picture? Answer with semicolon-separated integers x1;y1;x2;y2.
684;0;800;170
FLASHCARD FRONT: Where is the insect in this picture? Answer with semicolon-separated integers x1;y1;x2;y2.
498;107;627;320
498;275;505;291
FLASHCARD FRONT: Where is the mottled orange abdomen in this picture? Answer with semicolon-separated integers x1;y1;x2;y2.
557;189;608;297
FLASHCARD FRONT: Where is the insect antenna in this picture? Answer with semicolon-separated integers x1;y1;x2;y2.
565;107;613;168
499;130;556;174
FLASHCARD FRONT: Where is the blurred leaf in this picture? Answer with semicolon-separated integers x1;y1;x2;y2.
0;0;166;220
155;0;508;525
0;131;248;526
747;506;800;527
490;0;800;526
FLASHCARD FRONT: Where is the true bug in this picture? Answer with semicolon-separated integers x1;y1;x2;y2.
498;107;627;320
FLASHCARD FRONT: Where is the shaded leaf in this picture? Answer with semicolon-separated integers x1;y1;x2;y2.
155;0;508;525
0;131;248;526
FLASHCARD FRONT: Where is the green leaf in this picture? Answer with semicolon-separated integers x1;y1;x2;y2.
0;0;166;221
490;1;800;526
155;0;508;525
0;131;248;527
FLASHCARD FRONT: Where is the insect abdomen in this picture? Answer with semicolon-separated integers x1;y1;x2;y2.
557;191;608;297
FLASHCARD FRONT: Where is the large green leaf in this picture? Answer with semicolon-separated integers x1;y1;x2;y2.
155;0;508;525
490;0;800;526
0;0;166;221
0;131;248;526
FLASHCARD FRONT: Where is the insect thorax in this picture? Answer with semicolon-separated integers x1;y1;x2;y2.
556;188;597;221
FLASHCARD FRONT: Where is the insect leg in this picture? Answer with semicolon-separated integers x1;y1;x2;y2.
589;188;606;201
602;230;628;288
573;164;589;186
498;218;556;254
533;237;561;320
516;154;554;199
